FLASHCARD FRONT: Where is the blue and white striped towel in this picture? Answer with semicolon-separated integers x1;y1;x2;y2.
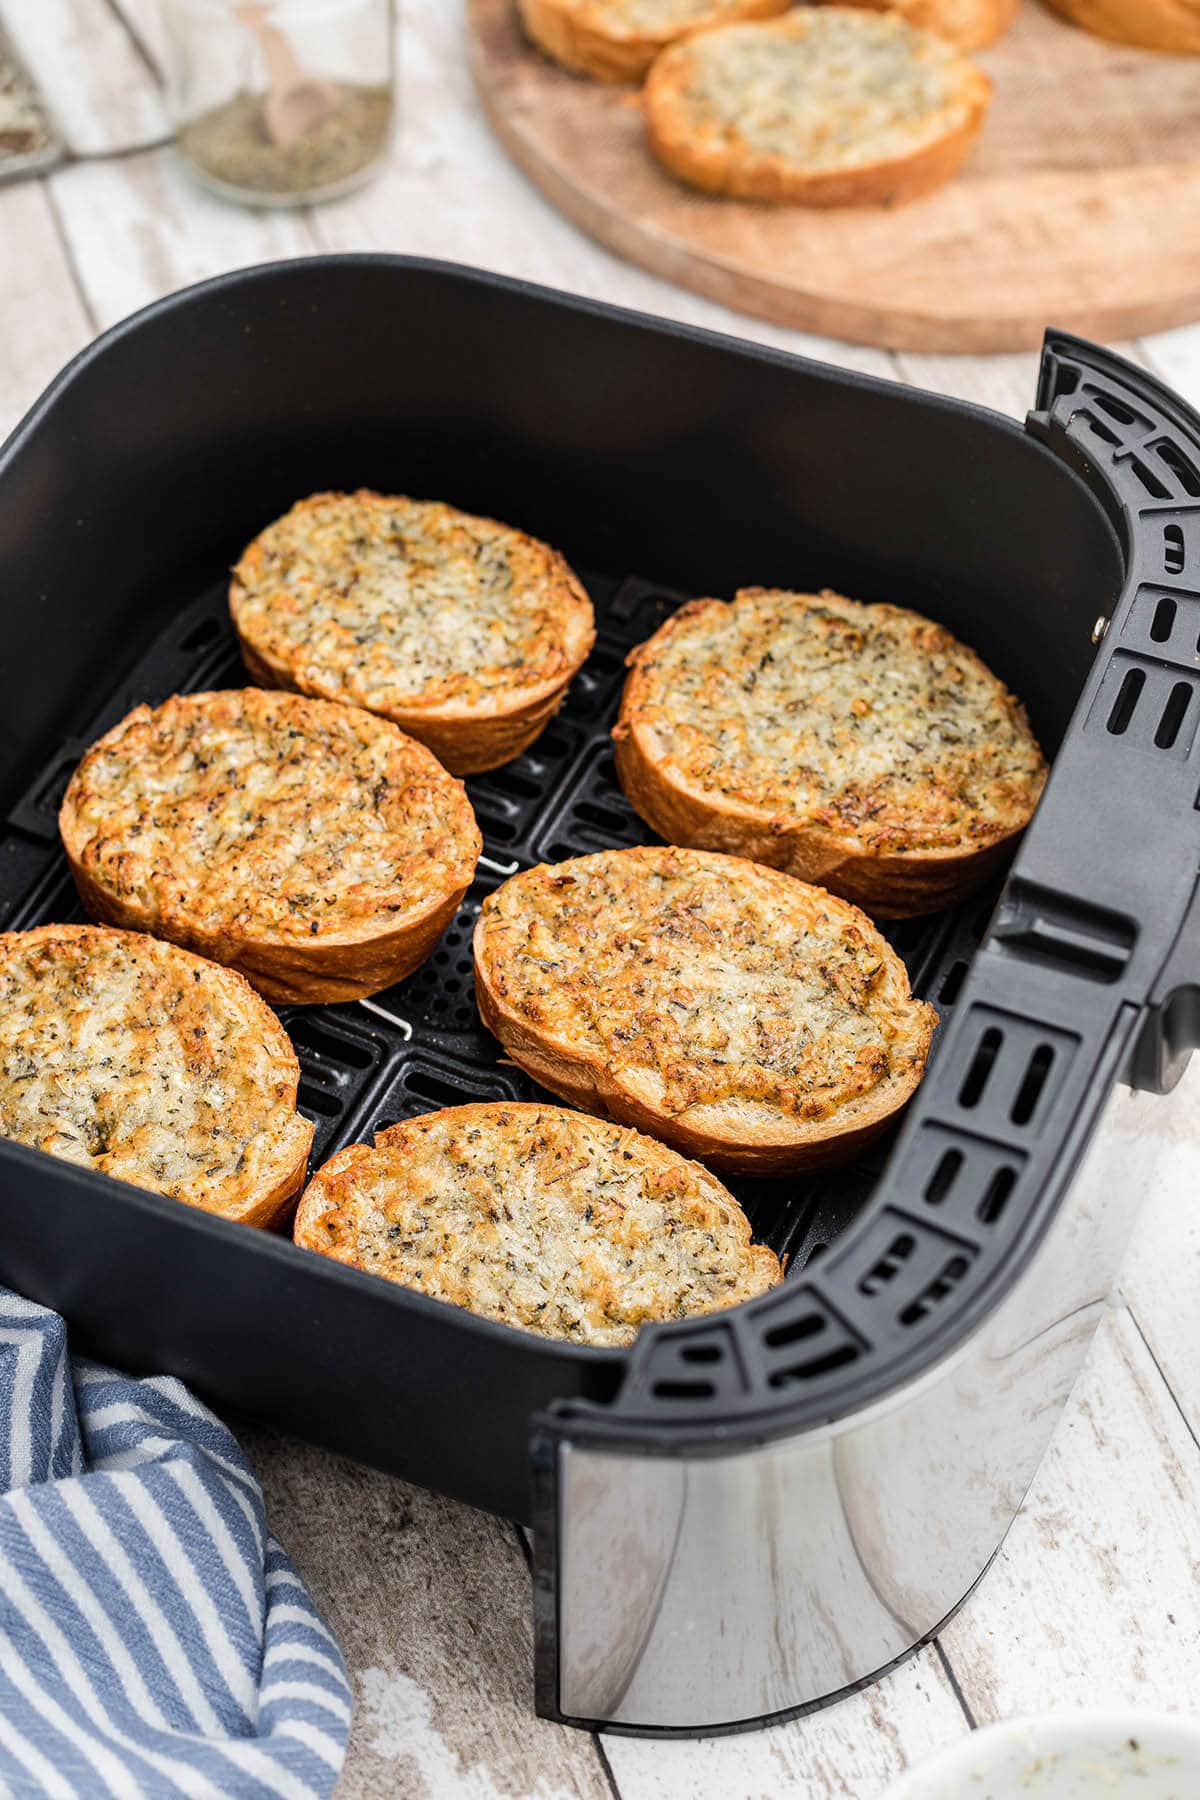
0;1290;351;1797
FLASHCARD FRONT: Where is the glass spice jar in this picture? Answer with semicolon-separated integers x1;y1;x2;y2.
162;0;394;207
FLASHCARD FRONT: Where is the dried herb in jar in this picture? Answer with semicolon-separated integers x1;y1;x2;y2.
178;80;392;200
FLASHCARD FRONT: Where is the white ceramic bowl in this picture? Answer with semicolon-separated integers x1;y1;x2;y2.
885;1712;1200;1800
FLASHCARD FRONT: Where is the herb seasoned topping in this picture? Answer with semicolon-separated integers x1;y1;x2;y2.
550;0;781;32
476;846;935;1125
619;589;1046;855
0;925;312;1218
61;689;481;946
230;491;595;717
649;10;988;170
294;1103;780;1346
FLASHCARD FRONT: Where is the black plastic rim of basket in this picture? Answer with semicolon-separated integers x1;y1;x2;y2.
1;261;1198;1451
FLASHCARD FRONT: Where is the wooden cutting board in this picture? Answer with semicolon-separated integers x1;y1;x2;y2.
466;1;1200;353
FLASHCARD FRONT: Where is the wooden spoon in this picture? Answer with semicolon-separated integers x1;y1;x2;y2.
235;4;338;148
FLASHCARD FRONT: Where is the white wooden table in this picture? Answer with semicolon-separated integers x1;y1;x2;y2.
2;5;1199;1793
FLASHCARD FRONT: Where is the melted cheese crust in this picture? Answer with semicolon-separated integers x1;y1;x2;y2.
61;689;481;946
552;0;780;35
649;10;984;169
294;1103;780;1346
230;491;595;717
0;926;312;1214
477;847;934;1124
622;589;1046;855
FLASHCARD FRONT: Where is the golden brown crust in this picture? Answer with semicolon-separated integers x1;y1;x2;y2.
613;589;1046;918
517;0;791;81
0;924;313;1227
474;847;937;1174
60;688;481;1006
812;0;1017;52
1042;0;1200;51
644;9;993;206
293;1102;780;1344
229;491;596;775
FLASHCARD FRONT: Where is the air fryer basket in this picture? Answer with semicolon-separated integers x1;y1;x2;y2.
1;260;1198;1734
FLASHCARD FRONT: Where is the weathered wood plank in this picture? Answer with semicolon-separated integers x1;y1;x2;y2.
0;180;92;443
239;1426;613;1800
1119;1062;1200;1444
604;1651;968;1800
107;0;169;74
48;150;319;329
0;0;166;155
939;1305;1200;1720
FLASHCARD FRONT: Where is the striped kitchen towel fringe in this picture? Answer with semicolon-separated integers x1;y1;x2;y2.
0;1289;351;1797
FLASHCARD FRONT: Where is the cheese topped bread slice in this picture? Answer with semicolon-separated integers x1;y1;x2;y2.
1043;0;1200;52
813;0;1017;52
643;8;993;205
0;925;313;1226
518;0;792;82
293;1102;781;1345
229;491;596;774
474;846;937;1173
60;688;481;1006
614;588;1046;916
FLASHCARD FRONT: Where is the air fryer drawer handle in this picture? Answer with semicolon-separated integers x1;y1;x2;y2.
1031;333;1200;1096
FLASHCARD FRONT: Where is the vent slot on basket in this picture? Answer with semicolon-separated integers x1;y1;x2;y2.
890;1126;1029;1239
1090;653;1200;759
1151;596;1177;643
924;1148;964;1206
978;1165;1018;1225
842;1208;979;1339
1165;525;1186;575
751;1290;865;1391
898;1254;972;1328
1079;411;1120;448
638;1323;750;1406
1153;439;1200;498
940;1009;1078;1139
858;1232;916;1296
1107;666;1145;735
959;1027;1003;1109
1125;457;1171;501
1123;587;1200;666
1082;386;1148;429
1156;681;1193;750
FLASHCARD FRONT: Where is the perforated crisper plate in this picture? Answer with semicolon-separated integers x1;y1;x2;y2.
0;565;990;1282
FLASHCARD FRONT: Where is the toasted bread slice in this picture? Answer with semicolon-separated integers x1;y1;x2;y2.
644;9;992;205
229;491;596;775
294;1102;780;1344
474;847;937;1174
518;0;792;82
1043;0;1200;51
614;589;1046;917
812;0;1017;51
60;688;481;1006
0;925;313;1226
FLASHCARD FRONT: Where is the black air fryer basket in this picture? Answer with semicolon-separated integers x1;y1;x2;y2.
1;259;1197;1735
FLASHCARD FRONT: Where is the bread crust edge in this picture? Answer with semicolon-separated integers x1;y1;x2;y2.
1;922;314;1226
1042;0;1200;52
612;597;1040;917
517;0;792;81
643;27;993;205
472;866;937;1175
